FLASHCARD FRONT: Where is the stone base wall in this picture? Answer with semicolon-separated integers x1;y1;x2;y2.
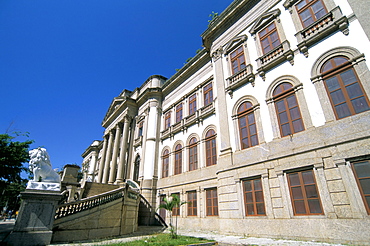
51;194;139;243
157;112;370;245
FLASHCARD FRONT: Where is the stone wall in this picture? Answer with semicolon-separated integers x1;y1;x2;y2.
51;192;139;243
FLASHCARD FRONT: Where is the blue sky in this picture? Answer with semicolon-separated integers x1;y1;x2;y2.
0;0;231;172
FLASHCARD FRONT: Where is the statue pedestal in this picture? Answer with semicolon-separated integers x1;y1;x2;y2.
5;189;62;246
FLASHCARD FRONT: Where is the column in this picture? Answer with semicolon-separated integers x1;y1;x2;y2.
97;136;108;183
109;124;122;184
102;131;114;184
116;116;131;183
90;149;98;181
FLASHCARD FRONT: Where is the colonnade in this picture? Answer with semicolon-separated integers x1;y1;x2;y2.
96;116;131;184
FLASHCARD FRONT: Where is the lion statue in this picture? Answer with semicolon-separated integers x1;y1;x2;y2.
29;147;61;183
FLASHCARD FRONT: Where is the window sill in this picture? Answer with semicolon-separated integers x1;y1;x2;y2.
226;64;255;97
295;6;349;57
256;40;294;80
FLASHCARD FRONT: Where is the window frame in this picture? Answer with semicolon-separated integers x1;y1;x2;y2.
187;191;197;216
242;177;266;216
137;121;144;138
189;94;197;115
229;46;247;75
188;137;198;171
206;188;219;216
351;159;370;214
162;149;170;178
250;9;293;80
174;144;183;175
283;0;348;57
310;46;370;123
266;75;313;139
203;82;213;106
205;129;217;167
286;168;324;216
295;0;328;28
237;101;259;149
171;193;180;216
258;21;281;55
321;57;370;120
273;82;305;137
164;111;171;130
176;103;183;123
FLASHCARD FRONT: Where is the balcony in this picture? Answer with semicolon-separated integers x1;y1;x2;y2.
295;6;349;57
226;64;255;96
256;40;294;80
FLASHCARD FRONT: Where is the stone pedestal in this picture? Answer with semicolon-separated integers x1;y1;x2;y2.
5;189;62;246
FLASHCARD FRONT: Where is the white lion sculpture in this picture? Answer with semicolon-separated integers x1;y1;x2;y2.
29;147;61;183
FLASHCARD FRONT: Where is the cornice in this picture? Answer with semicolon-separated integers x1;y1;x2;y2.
201;0;260;50
162;49;211;95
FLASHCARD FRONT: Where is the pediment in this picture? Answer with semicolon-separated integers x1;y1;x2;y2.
249;9;281;35
224;35;248;54
283;0;300;9
103;97;125;122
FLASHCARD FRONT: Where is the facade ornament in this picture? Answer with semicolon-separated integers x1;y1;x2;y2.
27;148;61;191
211;47;223;62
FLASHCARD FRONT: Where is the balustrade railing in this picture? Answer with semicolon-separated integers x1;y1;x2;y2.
55;187;125;219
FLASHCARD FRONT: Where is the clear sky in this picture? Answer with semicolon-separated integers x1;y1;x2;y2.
0;0;231;172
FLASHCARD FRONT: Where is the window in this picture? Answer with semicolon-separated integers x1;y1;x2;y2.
189;94;197;115
230;46;246;75
284;0;348;57
137;121;143;137
159;195;167;220
174;144;182;175
237;102;258;149
162;149;169;178
273;83;305;137
296;0;327;28
188;137;198;171
172;193;180;216
187;191;197;216
203;82;213;106
250;9;294;80
321;56;370;119
243;178;266;216
206;188;218;216
164;112;171;130
205;129;217;166
287;169;323;215
176;104;183;123
351;160;370;214
259;22;281;54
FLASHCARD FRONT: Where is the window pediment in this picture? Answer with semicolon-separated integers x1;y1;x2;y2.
283;0;300;9
224;35;248;55
250;9;281;35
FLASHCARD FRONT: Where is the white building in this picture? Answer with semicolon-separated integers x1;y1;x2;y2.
81;0;370;244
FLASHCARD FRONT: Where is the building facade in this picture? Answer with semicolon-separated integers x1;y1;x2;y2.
81;0;370;243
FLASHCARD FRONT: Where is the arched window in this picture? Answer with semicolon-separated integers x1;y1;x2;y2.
321;56;370;119
238;102;259;149
162;150;169;178
273;82;305;137
188;137;198;171
174;144;182;175
205;129;217;166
